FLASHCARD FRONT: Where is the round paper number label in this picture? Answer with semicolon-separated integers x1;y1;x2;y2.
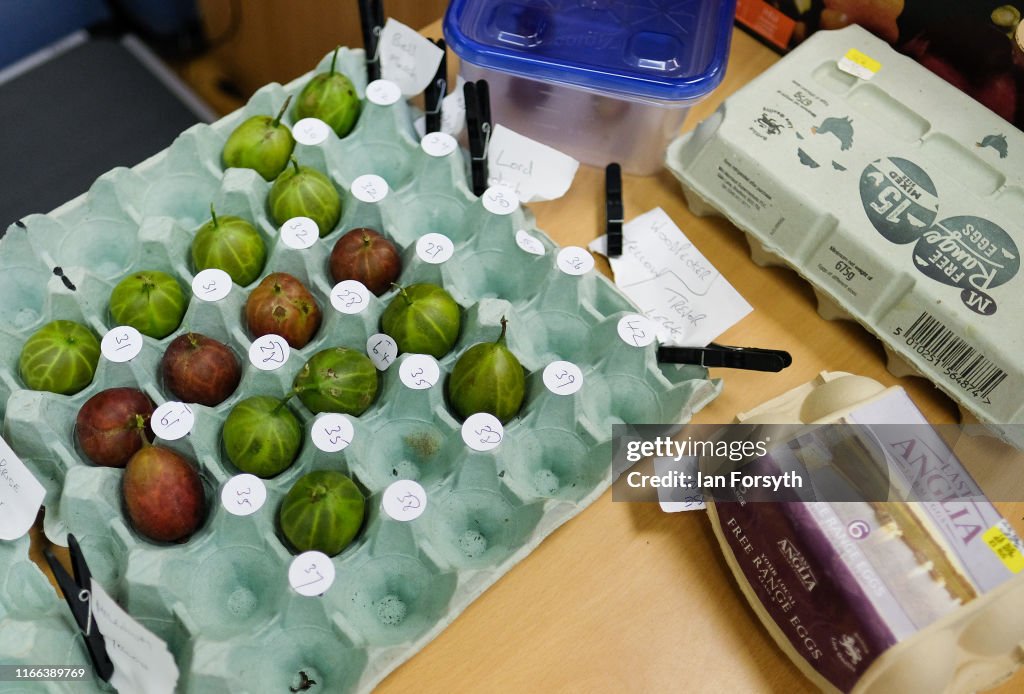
482;186;519;215
366;79;401;106
367;333;398;371
382;480;427;521
330;280;370;315
101;326;143;363
311;413;355;453
515;230;545;256
421;132;457;158
289;551;336;596
416;233;454;264
292;117;331;146
192;268;232;302
399;354;439;390
617;314;656;348
151;401;194;441
221;474;267;516
462;413;504;451
556;247;594;276
249;334;290;371
351;174;389;203
543;361;583;395
280;217;318;250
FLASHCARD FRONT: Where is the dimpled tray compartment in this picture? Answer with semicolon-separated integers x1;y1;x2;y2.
0;48;720;692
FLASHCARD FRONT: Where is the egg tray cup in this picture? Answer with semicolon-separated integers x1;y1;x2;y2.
0;48;720;692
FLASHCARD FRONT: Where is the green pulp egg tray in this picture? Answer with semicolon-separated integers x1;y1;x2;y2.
0;47;719;692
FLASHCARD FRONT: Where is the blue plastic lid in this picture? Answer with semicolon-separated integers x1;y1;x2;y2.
443;0;737;102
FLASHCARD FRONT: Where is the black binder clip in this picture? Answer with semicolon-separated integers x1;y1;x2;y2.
464;80;492;196
358;0;385;82
605;163;623;257
657;343;793;372
424;39;448;134
43;534;114;681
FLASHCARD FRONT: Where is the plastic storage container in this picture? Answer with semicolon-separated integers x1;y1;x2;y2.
443;0;736;175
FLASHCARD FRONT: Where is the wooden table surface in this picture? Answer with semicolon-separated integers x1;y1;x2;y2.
372;22;1024;694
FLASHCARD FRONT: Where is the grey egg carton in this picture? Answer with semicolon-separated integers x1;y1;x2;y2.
0;48;720;692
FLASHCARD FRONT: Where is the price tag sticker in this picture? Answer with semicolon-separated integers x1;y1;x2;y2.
542;361;583;395
416;233;454;264
288;551;336;596
351;174;389;203
330;280;370;315
556;246;594;276
984;519;1024;574
101;326;144;363
0;436;46;541
837;48;881;80
280;216;319;250
382;480;427;522
311;413;355;453
151;401;194;441
420;132;458;158
367;333;398;371
399;354;439;390
365;79;402;106
192;268;232;302
221;474;267;517
292;117;331;146
617;314;657;348
462;413;504;452
248;334;290;371
515;229;546;256
482;185;519;216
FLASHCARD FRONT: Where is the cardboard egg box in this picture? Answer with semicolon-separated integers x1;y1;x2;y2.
666;25;1024;448
0;47;720;692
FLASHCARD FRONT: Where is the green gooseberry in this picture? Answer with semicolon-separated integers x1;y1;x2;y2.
191;206;267;286
380;284;461;359
222;396;303;478
109;270;188;339
448;318;526;424
19;320;101;395
292;347;378;415
293;47;361;138
267;158;342;238
279;470;365;556
222;96;296;181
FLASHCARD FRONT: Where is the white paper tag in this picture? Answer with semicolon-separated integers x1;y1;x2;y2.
221;474;267;516
378;18;445;96
382;479;427;521
101;326;144;363
556;247;594;276
398;354;440;390
292;117;331;146
481;185;519;216
288;551;336;596
413;76;467;138
151;402;194;441
248;334;290;371
280;217;319;250
591;208;752;347
420;131;458;158
617;314;657;348
486;124;579;203
351;174;389;203
191;268;232;301
462;413;504;451
365;79;402;106
415;232;454;264
653;456;705;513
515;229;546;256
542;361;583;395
0;436;46;541
367;333;398;370
311;413;355;453
90;579;180;694
330;280;371;315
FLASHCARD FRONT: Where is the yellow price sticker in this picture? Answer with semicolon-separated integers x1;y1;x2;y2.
837;48;882;80
983;522;1024;574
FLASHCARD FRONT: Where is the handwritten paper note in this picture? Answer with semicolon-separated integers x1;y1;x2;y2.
0;436;45;541
589;207;751;347
486;125;579;203
378;19;445;96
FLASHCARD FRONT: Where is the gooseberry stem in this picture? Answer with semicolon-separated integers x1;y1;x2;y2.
273;390;298;414
273;95;292;128
329;46;340;76
209;204;218;228
392;283;412;306
290;157;301;175
136;415;151;447
497;316;508;343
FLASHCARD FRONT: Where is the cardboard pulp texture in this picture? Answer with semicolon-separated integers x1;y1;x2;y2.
0;48;720;692
709;371;1024;694
666;25;1024;448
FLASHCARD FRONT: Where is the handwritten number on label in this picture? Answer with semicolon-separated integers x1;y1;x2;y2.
626;320;647;346
295;564;324;589
202;281;218;294
323;425;348;447
555;370;575;388
487;190;510;209
113;332;132;350
398;492;421;511
475;425;502;445
236;488;252;508
336;289;362;308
